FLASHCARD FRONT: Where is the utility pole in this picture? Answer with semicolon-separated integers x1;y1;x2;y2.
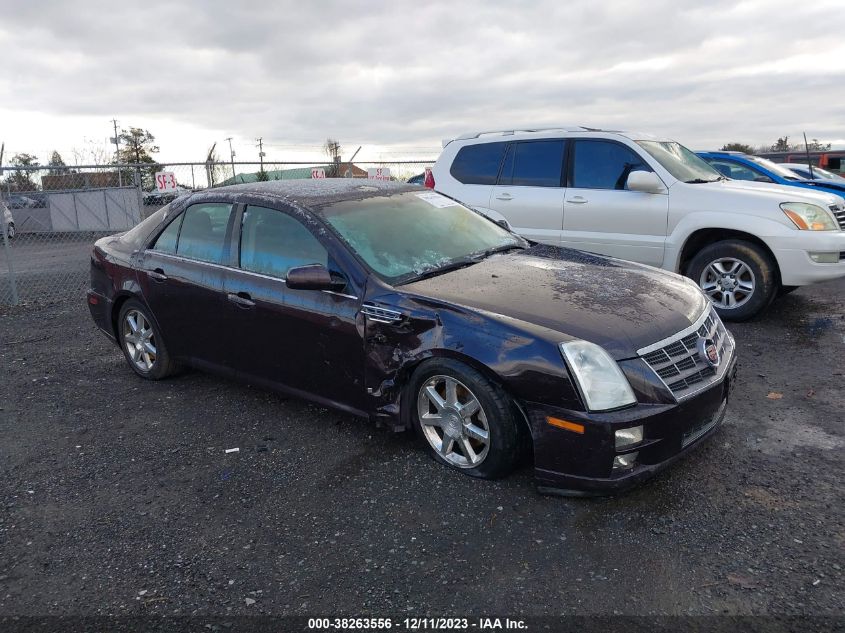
225;137;236;180
256;137;265;172
110;118;122;186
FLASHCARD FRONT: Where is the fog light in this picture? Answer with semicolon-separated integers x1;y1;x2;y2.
615;425;643;449
809;251;839;263
613;452;638;471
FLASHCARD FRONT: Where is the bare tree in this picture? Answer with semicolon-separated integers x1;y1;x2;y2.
324;138;341;177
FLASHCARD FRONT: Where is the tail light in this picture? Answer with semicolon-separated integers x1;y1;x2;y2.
424;167;435;189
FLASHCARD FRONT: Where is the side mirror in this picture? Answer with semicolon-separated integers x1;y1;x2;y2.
627;171;666;194
286;264;346;291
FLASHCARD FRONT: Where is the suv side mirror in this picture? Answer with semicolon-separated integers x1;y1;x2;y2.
627;171;665;194
286;264;346;291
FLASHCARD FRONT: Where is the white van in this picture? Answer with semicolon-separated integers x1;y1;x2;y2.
431;127;845;320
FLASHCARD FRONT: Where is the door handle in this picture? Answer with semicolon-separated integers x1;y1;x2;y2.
227;292;255;308
495;193;513;201
566;196;588;204
148;268;168;282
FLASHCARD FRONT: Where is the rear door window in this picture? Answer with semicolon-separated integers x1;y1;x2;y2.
239;206;328;279
175;203;232;264
151;213;181;254
571;140;652;190
450;142;508;185
499;140;565;187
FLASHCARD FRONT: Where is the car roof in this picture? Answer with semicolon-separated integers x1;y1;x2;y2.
444;127;670;146
193;179;418;207
697;151;748;156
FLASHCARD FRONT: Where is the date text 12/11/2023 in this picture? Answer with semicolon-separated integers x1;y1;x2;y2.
307;617;527;630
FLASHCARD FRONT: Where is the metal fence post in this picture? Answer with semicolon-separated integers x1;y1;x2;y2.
1;212;19;305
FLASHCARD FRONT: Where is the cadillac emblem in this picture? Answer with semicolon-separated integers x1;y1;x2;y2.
697;337;720;368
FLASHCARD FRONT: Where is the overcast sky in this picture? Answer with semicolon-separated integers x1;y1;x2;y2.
1;0;844;165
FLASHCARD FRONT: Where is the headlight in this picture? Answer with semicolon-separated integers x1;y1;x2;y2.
780;202;838;231
560;340;637;412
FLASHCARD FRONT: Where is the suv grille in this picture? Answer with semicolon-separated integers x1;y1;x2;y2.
639;308;733;400
829;204;845;230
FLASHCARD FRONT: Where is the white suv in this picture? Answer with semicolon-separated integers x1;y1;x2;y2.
431;127;845;320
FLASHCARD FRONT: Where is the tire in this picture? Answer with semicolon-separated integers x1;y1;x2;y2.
686;239;777;321
6;223;14;239
410;358;521;479
117;299;177;380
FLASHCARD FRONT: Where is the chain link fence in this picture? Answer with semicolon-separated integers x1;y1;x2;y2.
0;159;435;306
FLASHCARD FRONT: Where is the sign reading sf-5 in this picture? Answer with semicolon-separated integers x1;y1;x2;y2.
87;181;737;495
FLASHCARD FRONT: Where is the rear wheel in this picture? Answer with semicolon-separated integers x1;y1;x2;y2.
687;240;777;321
410;359;521;479
118;299;177;379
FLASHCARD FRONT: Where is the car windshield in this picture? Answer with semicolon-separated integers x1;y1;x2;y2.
745;156;801;180
319;191;526;284
637;141;723;183
789;165;844;181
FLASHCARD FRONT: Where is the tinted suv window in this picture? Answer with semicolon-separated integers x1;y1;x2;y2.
572;140;651;190
239;206;328;279
450;142;508;185
176;203;232;264
499;140;565;187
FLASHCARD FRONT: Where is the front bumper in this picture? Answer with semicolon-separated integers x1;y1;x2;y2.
768;231;845;285
527;355;737;496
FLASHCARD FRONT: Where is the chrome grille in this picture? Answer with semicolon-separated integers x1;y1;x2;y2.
639;308;733;401
829;204;845;230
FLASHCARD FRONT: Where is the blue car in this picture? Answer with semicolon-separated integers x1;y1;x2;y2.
697;151;845;198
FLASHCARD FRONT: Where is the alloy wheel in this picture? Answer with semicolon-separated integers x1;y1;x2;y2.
122;309;157;372
417;375;490;468
699;257;756;310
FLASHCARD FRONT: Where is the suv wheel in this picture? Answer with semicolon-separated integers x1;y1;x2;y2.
687;239;777;321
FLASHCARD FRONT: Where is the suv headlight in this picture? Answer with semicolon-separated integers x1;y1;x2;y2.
780;202;838;231
560;341;637;412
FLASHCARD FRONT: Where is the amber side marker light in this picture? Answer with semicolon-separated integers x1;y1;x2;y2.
546;416;585;434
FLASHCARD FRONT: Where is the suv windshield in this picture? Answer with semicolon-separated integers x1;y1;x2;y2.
745;156;801;180
637;141;723;183
320;191;526;284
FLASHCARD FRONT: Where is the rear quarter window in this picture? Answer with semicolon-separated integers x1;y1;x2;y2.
450;142;508;185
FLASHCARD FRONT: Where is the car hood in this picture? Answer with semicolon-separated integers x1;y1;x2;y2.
401;245;709;360
684;178;844;207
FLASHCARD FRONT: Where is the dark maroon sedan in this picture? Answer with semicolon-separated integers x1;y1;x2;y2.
88;180;736;495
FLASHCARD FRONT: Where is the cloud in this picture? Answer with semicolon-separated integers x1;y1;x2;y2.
1;0;844;161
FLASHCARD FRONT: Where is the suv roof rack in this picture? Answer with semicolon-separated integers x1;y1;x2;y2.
449;126;588;143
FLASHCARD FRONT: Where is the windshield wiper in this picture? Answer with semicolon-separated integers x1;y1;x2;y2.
401;257;481;283
685;178;719;184
472;243;527;259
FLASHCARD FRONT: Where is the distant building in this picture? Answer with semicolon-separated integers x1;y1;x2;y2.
218;163;368;187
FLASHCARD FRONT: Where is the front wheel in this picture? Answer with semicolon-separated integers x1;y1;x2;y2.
686;239;777;321
410;359;521;480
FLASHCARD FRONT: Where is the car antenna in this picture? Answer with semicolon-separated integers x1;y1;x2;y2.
803;131;814;180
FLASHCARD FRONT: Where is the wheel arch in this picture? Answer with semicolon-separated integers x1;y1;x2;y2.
396;349;534;452
678;228;781;283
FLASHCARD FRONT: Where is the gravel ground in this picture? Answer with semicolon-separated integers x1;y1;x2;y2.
0;279;843;618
